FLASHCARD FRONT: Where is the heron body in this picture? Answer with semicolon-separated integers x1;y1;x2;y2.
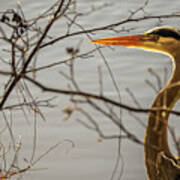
91;26;180;179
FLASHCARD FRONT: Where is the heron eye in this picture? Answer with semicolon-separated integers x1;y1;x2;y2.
150;35;159;42
148;29;180;40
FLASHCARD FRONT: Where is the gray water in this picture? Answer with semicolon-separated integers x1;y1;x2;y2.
1;0;180;180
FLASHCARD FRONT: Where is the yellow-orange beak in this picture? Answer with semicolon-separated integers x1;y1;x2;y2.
91;35;147;47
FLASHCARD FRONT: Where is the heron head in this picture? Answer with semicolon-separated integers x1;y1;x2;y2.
91;26;180;57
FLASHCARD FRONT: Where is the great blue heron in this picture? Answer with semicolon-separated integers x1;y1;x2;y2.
91;26;180;180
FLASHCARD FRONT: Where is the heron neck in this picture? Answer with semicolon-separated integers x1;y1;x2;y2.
144;54;180;179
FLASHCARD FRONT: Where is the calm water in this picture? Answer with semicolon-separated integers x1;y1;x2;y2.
1;0;180;180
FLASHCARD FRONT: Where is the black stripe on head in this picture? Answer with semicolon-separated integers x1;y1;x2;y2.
175;174;180;180
147;29;180;40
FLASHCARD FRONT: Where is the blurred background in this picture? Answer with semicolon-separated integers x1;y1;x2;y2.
1;0;180;179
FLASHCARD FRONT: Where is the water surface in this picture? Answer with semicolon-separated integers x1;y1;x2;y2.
1;1;180;180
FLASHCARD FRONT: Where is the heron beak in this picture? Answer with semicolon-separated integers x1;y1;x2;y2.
91;35;147;47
